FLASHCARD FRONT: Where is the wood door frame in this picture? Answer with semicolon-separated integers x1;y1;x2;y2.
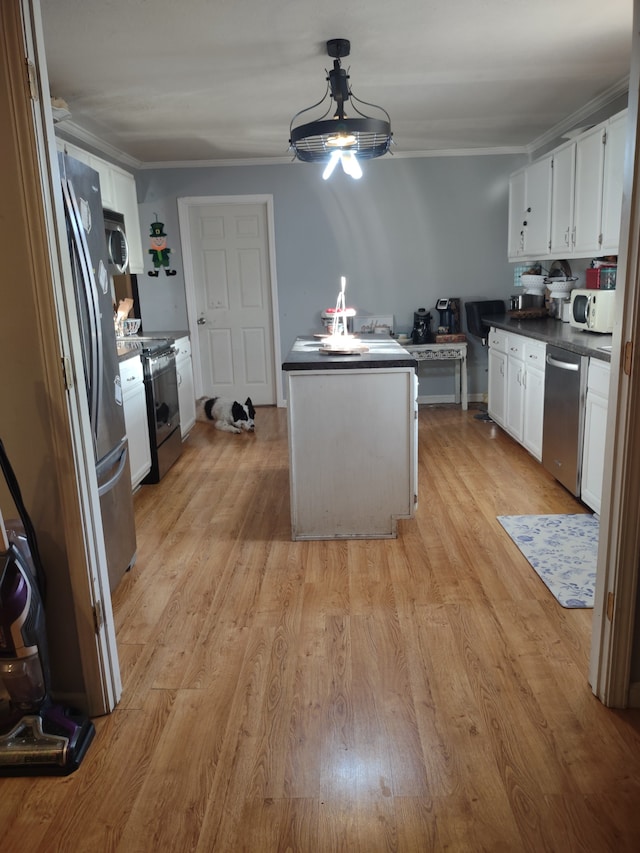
177;195;284;407
5;0;121;715
589;6;640;707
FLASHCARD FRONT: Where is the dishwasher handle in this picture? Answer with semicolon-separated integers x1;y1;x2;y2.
546;354;580;372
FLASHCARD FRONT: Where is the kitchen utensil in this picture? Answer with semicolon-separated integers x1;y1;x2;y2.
547;259;573;279
122;318;141;336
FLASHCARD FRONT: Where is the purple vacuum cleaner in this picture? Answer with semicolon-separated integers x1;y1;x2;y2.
0;438;95;775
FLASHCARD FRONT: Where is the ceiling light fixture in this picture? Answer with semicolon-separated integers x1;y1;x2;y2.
289;39;392;179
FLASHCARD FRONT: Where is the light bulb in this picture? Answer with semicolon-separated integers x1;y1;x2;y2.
341;151;363;180
322;150;341;180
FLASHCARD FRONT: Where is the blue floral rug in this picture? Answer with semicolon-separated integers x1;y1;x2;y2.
497;514;599;608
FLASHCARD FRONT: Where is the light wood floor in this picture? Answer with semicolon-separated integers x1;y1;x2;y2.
2;405;640;851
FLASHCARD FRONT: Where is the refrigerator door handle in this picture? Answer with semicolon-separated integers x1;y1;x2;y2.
62;178;104;441
96;439;129;498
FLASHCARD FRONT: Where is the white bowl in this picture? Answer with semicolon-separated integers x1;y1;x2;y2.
521;274;546;288
545;278;577;294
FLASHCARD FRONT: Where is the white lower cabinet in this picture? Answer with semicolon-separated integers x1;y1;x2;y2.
522;339;546;461
505;335;525;442
175;336;196;439
581;358;611;514
487;328;508;427
120;355;151;490
488;329;546;461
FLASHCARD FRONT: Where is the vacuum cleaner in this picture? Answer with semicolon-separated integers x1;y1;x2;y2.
0;438;95;775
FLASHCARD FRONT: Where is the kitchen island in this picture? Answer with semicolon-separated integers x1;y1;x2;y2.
282;336;418;540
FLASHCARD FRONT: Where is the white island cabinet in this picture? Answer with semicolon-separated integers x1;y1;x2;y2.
120;354;151;490
283;337;418;540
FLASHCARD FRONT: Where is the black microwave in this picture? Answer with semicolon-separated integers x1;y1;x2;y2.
103;209;129;274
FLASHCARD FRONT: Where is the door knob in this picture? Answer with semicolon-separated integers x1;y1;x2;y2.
197;317;206;325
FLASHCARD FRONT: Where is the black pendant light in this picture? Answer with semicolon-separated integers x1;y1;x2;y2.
289;39;393;179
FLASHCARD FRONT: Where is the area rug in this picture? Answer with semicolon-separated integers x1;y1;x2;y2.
497;514;599;608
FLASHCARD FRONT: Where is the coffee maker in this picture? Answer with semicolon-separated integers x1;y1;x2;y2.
435;298;460;334
411;308;433;344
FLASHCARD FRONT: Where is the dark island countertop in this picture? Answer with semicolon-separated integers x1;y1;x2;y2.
482;315;613;362
282;335;418;371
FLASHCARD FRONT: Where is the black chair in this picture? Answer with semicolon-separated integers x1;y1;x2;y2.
464;300;505;347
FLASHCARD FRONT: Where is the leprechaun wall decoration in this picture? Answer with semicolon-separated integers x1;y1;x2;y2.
148;216;176;276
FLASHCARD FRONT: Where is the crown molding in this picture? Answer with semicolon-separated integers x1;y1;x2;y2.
54;120;142;170
139;145;527;170
527;75;629;155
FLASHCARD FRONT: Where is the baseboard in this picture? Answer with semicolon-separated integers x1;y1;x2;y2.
416;393;485;406
628;680;640;708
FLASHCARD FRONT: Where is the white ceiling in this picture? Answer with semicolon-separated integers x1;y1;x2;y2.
40;0;634;167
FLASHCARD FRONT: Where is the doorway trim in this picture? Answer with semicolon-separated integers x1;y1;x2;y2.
589;19;640;707
177;195;284;407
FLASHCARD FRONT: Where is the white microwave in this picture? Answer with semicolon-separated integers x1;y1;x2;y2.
570;289;616;333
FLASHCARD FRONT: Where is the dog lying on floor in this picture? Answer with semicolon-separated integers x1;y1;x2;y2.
196;396;256;433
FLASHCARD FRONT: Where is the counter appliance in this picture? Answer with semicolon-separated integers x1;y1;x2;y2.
59;153;137;592
411;309;433;344
570;289;617;333
435;298;460;334
542;345;588;496
103;209;129;275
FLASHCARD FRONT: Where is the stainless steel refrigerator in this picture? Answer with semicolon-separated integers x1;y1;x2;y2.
59;153;137;592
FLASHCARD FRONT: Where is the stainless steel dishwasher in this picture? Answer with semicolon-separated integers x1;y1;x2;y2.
542;344;588;496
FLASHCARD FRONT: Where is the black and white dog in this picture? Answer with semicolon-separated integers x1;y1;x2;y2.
197;396;256;433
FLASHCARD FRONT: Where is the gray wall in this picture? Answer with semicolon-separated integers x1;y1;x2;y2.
134;152;526;401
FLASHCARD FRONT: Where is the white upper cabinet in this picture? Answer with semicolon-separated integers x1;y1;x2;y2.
109;166;144;274
509;109;627;261
508;169;527;259
572;124;606;255
55;138;144;274
550;142;576;255
601;110;628;254
507;157;552;261
523;155;552;258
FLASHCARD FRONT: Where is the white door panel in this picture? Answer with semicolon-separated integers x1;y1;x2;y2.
188;202;275;404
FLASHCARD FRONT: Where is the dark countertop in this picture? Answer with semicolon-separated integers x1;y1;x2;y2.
141;329;189;340
482;315;613;362
282;335;418;371
116;339;143;362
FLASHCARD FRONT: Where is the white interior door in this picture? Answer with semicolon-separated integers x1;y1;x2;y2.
186;201;276;405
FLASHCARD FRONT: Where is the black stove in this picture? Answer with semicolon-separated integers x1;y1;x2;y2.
116;335;181;482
